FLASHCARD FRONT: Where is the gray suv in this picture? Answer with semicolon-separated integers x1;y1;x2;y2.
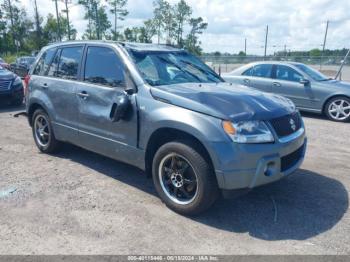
26;41;307;215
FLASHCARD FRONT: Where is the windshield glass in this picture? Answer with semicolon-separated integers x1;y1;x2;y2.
128;50;223;86
20;57;35;65
294;63;330;81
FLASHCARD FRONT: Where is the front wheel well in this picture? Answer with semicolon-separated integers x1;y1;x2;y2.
144;128;214;177
322;95;350;114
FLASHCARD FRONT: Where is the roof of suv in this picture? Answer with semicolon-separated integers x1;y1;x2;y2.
45;40;181;52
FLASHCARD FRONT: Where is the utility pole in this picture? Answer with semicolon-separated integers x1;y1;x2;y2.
64;0;71;40
54;0;61;41
264;25;268;60
95;0;100;40
244;38;247;55
284;44;287;58
33;0;42;48
320;20;329;69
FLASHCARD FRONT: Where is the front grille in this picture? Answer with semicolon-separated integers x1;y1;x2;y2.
0;80;12;91
269;112;302;138
281;145;304;172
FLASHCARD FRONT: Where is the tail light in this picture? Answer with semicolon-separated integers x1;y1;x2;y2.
24;74;31;96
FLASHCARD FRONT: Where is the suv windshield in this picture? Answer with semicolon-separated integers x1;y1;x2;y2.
18;57;35;65
128;50;223;86
294;64;330;81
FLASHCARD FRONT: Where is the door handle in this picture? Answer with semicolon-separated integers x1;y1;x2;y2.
77;91;89;99
273;82;281;87
243;78;250;84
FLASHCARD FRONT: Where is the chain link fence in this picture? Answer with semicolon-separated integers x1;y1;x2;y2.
201;55;350;81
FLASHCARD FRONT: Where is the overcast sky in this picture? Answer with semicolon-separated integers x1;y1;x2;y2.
20;0;350;55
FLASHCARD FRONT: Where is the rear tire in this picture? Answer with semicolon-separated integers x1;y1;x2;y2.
325;96;350;122
152;141;219;216
32;109;61;153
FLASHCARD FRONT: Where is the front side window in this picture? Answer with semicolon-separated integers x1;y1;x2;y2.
56;46;83;80
33;48;56;76
128;50;223;86
84;46;125;87
275;65;303;82
251;64;273;78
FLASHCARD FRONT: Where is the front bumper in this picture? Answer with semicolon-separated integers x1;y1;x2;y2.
210;128;307;190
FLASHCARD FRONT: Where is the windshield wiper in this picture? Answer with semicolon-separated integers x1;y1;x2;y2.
319;78;333;81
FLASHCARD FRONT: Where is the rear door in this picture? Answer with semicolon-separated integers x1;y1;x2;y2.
272;64;313;108
31;45;83;142
247;64;273;92
76;45;139;165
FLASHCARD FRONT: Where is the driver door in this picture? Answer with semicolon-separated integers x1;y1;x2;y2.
76;45;139;165
271;64;315;108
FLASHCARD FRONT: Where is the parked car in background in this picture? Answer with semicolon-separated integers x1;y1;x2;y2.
223;62;350;122
26;41;306;215
0;57;10;70
0;65;24;105
11;56;36;78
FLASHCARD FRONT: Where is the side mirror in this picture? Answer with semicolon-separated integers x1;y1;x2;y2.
300;78;310;86
110;94;131;122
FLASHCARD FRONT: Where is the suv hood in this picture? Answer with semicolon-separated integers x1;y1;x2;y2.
0;69;16;80
150;82;296;122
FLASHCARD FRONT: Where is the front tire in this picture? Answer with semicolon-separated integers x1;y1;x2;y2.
32;109;61;153
325;96;350;122
11;92;23;106
152;141;219;216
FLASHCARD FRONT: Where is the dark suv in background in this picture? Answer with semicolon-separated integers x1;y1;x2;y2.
26;41;306;215
0;65;24;105
10;56;36;78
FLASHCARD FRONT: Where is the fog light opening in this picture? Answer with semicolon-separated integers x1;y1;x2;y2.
264;162;275;177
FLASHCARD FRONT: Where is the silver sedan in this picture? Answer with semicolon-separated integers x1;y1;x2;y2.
223;61;350;122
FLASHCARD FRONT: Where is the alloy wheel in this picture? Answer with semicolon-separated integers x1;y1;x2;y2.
328;99;350;121
34;115;50;147
158;153;198;205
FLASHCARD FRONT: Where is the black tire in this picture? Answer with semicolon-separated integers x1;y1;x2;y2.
32;109;61;153
11;92;23;106
152;140;219;216
324;96;350;122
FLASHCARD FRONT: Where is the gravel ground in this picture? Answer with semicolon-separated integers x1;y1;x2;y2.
0;104;349;255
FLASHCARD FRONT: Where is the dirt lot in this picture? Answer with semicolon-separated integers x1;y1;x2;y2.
0;105;349;255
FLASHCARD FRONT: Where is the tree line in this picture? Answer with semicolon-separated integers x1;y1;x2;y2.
0;0;208;57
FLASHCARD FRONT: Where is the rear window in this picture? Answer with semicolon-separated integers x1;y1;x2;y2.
33;48;56;76
56;46;83;80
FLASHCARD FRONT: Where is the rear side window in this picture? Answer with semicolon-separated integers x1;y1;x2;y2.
251;64;273;78
57;46;83;80
84;46;125;87
242;67;254;76
275;65;303;82
47;50;61;77
33;48;56;76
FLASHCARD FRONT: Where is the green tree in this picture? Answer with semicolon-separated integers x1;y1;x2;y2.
185;17;207;55
106;0;128;41
80;0;111;40
174;0;191;46
310;48;321;57
43;13;77;43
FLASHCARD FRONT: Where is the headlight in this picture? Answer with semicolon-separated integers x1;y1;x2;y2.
13;77;22;86
222;120;274;143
